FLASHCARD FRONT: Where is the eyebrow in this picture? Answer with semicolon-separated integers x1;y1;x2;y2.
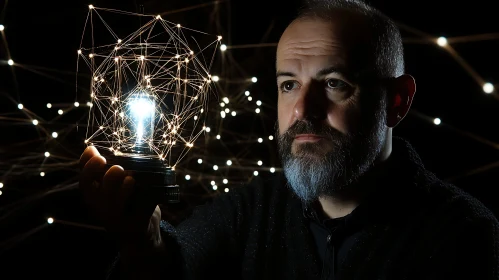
276;66;346;79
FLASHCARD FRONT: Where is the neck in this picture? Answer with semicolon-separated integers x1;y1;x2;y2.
318;133;393;219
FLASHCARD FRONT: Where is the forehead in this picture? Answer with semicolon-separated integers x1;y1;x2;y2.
276;17;370;75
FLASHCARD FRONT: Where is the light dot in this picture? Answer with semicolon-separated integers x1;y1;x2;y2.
256;100;262;106
223;179;228;184
185;175;191;180
77;49;82;54
0;183;3;188
213;185;218;190
32;120;39;125
47;218;54;224
47;103;52;108
226;160;232;166
433;118;441;125
231;111;236;116
18;104;23;109
87;102;92;107
222;97;229;104
437;37;447;47
89;53;94;58
217;35;222;40
140;55;145;60
248;96;253;101
270;167;276;173
52;132;58;138
213;165;219;171
40;172;45;177
88;4;94;9
212;76;220;82
245;91;250;96
177;24;181;28
205;127;211;133
117;39;122;43
258;138;263;143
221;111;226;118
220;102;225;107
156;15;161;19
224;188;229;193
8;59;14;66
211;180;216;186
269;135;274;140
251;77;258;83
254;171;259;176
44;152;50;157
257;160;263;166
58;109;63;115
220;44;227;51
483;82;494;94
0;25;4;31
74;102;80;107
225;108;230;113
255;108;260;114
198;159;203;164
216;135;221;139
0;190;2;195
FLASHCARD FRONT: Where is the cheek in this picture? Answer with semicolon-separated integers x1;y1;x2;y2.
277;98;291;134
326;102;361;135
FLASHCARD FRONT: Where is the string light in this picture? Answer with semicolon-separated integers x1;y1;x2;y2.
224;188;229;192
0;24;4;31
216;135;221;139
483;83;494;94
0;182;3;188
223;179;228;184
251;77;258;83
52;132;58;138
213;165;219;170
185;175;191;180
44;152;50;157
270;167;275;173
245;91;250;96
253;171;259;176
268;135;274;140
258;138;263;143
220;44;227;51
197;159;203;164
226;160;232;166
231;111;236;116
433;118;441;125
8;59;14;66
212;76;220;82
437;37;447;47
257;160;262;166
58;109;63;115
256;100;262;106
18;104;23;109
32;120;39;125
213;185;218;190
47;217;54;224
40;172;45;177
46;103;52;108
88;4;94;9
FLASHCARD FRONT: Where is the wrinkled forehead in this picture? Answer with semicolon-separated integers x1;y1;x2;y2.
276;16;373;76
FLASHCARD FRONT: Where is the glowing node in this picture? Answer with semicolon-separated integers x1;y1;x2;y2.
32;120;39;125
74;101;80;107
40;172;45;177
84;139;89;143
255;108;260;114
58;109;63;115
89;53;94;58
185;175;191;180
0;190;2;195
8;59;14;66
220;111;226;118
197;159;203;164
177;24;181;28
231;111;236;117
156;15;162;20
140;55;145;60
213;165;219;170
433;118;441;125
224;188;229;193
251;77;258;83
216;134;221;139
253;171;259;176
222;97;229;104
0;183;3;188
248;96;253;101
0;25;4;31
483;82;494;94
256;100;262;106
87;102;92;107
437;37;447;47
220;44;227;51
117;39;122;43
44;152;50;157
78;49;82;54
205;127;211;132
217;35;222;41
52;132;58;138
88;4;94;9
270;167;275;173
213;185;218;190
226;160;232;166
258;138;263;143
18;104;23;109
245;91;250;96
115;57;119;62
212;76;220;82
47;217;54;224
210;180;216;186
47;103;52;108
269;135;274;140
257;160;263;166
223;179;228;184
190;50;194;55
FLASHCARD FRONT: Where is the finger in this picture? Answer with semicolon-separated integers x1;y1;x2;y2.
102;165;126;201
80;155;107;192
79;146;101;171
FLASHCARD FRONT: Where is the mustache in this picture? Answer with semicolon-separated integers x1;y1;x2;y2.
281;121;344;140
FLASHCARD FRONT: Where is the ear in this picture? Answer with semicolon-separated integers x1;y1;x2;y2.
386;74;416;128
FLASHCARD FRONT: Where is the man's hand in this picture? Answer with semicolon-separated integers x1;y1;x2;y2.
79;146;163;252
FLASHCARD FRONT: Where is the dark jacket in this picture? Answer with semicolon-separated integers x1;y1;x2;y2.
108;138;499;279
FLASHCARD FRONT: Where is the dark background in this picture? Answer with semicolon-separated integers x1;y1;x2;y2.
1;0;499;279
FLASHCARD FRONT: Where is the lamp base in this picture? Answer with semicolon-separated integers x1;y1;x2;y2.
102;150;180;204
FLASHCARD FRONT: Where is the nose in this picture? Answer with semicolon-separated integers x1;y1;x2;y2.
293;80;328;122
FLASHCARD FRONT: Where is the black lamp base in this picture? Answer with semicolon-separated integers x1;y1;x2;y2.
102;150;180;204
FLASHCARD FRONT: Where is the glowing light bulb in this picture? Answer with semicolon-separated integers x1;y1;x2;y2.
0;190;2;195
433;118;441;125
226;160;232;166
8;59;14;66
32;120;39;125
128;94;155;145
257;160;262;166
47;217;54;224
437;37;447;47
223;179;228;184
253;171;259;176
483;82;494;94
40;172;45;177
185;175;191;180
251;77;258;83
117;39;122;43
52;132;58;138
44;152;50;157
0;25;4;31
18;104;23;109
212;76;220;82
47;103;52;108
220;44;227;51
270;167;275;173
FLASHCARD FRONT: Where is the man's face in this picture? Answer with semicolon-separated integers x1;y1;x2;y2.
276;17;387;203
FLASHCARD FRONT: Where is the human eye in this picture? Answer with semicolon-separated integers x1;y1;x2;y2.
279;80;300;93
326;78;349;90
